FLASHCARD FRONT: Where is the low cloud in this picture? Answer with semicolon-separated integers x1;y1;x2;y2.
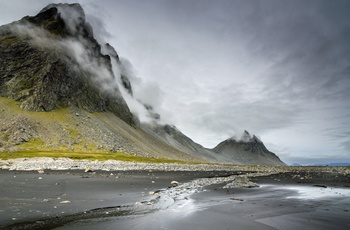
2;0;350;164
109;55;162;123
11;22;119;96
7;4;163;124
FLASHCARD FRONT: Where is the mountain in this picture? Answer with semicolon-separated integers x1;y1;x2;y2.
0;3;285;166
142;125;285;165
212;131;285;166
141;123;228;163
0;3;135;125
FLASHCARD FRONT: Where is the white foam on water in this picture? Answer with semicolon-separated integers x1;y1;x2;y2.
285;186;350;199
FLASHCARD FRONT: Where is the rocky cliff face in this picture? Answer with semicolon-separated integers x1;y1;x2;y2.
0;3;134;125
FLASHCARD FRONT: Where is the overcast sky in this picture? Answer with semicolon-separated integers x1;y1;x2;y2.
1;0;350;165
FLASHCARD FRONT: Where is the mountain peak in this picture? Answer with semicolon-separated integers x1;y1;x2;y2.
40;3;85;17
252;134;262;143
38;3;88;37
213;130;285;166
20;3;96;45
240;130;251;142
227;130;262;143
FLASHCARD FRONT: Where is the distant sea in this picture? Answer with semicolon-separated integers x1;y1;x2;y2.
292;163;350;166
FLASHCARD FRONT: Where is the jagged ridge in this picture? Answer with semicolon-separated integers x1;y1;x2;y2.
143;125;285;165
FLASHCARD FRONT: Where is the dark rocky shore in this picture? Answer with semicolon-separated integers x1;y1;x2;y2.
0;159;349;230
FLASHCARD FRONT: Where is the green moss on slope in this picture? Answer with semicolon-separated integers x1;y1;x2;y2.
0;34;21;46
0;151;186;164
18;138;44;148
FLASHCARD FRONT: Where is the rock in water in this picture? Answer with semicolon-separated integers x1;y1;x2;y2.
59;200;71;204
171;180;179;187
85;168;94;173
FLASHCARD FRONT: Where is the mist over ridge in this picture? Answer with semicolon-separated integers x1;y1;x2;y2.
8;1;350;165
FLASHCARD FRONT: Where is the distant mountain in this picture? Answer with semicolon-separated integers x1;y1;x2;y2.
313;163;350;167
212;131;286;166
141;123;227;163
0;3;285;166
290;162;350;166
144;126;285;166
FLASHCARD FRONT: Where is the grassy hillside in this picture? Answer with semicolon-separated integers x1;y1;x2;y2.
0;97;201;163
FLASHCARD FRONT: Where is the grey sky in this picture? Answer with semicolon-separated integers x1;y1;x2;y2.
1;0;349;165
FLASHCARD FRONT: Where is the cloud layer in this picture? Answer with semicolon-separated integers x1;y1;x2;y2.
1;0;350;164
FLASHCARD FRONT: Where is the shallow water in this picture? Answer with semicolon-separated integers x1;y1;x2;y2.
285;185;350;199
2;170;350;230
57;184;350;230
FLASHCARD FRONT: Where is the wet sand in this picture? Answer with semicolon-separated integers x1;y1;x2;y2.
1;169;349;230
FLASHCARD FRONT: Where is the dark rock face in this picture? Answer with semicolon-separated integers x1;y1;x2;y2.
102;43;133;95
121;74;133;95
105;43;119;60
0;3;135;125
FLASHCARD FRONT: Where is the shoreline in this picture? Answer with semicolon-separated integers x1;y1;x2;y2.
1;169;262;229
1;157;349;173
1;158;349;229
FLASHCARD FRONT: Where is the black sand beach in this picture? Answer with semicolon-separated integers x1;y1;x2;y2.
1;169;349;230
